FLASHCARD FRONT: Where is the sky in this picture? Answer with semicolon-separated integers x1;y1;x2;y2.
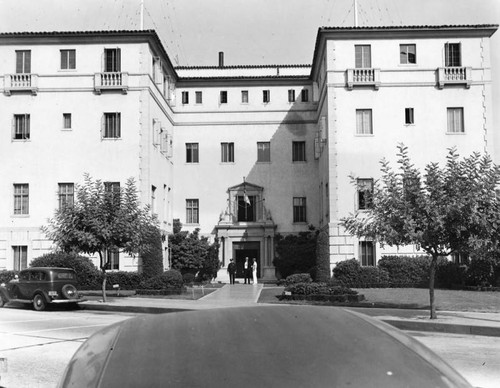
0;0;499;119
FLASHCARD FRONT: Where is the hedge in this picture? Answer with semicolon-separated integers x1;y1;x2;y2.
139;269;184;290
332;259;389;287
0;270;18;284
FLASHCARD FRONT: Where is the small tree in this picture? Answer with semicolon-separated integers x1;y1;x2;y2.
42;174;158;302
342;145;500;319
169;219;219;280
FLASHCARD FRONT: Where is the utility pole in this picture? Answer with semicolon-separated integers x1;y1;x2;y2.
140;0;144;30
354;0;358;27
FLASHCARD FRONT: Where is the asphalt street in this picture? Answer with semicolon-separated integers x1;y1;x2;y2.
1;307;499;388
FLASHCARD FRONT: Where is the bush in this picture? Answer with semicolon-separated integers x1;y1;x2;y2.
140;225;164;279
285;282;357;296
105;271;143;290
284;273;313;286
332;259;389;287
182;272;196;285
435;261;466;289
0;270;18;284
30;252;101;289
274;228;318;279
466;256;496;287
139;269;184;290
378;255;432;287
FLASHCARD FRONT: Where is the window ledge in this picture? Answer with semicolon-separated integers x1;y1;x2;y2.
446;131;466;135
256;161;271;164
293;222;308;225
11;214;30;218
292;160;307;164
354;134;374;137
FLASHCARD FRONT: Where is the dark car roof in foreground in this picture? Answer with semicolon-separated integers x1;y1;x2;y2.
60;305;471;388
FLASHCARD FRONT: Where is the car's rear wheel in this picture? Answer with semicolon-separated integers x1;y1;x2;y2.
33;293;47;311
62;284;78;299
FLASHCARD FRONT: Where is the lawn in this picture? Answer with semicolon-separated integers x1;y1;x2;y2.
258;286;500;312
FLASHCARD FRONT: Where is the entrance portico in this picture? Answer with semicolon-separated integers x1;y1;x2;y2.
215;181;277;282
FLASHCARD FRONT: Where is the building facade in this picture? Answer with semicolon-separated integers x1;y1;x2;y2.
0;25;497;280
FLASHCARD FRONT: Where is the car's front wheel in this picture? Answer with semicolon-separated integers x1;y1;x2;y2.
33;293;47;311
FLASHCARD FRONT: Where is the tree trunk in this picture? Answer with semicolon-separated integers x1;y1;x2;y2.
428;254;438;319
99;250;108;303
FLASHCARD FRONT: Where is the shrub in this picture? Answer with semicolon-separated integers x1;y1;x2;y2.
435;261;466;289
182;272;196;285
0;270;18;284
315;227;331;282
274;228;318;279
285;282;357;296
284;273;313;286
331;259;389;287
140;225;164;279
378;255;431;287
139;269;184;290
106;271;143;290
466;256;496;287
30;252;101;289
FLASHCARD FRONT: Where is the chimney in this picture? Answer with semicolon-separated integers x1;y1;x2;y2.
218;52;224;68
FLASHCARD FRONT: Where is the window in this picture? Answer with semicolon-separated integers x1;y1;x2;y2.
357;179;373;210
107;250;120;270
104;182;120;194
452;252;469;265
445;43;461;67
186;143;199;163
356;109;373;135
220;91;228;104
186;199;199;224
288;89;295;103
16;50;31;73
400;44;416;64
292;141;306;162
237;195;255;222
359;241;375;266
195;91;202;104
221;142;235;163
405;108;414;125
151;185;156;213
58;183;74;209
63;113;72;129
241;90;249;103
182;91;189;104
13;114;30;140
301;89;309;102
60;49;76;70
104;48;121;72
355;45;371;68
293;197;307;223
447;108;464;133
103;113;121;138
14;184;29;215
13;246;28;271
263;90;270;103
257;142;270;162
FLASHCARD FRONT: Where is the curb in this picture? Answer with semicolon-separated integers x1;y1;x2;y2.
382;319;500;337
80;303;191;315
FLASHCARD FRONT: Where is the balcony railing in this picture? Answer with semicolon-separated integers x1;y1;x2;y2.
4;74;38;95
437;67;472;89
94;72;128;94
346;68;380;90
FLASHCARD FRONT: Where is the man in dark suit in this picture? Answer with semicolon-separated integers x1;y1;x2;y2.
227;259;236;284
244;257;251;284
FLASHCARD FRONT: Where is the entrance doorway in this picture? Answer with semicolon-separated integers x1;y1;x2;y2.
234;242;260;280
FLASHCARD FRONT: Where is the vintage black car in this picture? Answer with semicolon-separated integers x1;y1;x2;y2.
0;267;86;311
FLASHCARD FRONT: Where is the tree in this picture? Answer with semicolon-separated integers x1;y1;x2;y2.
169;219;220;280
42;174;158;302
341;145;500;319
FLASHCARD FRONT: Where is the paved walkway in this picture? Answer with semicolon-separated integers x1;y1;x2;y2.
80;284;500;337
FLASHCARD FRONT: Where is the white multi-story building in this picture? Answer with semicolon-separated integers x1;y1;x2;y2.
0;24;497;281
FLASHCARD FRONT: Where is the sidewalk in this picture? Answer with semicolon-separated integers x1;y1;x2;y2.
80;284;500;337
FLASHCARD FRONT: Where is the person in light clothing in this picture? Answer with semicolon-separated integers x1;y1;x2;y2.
252;258;258;285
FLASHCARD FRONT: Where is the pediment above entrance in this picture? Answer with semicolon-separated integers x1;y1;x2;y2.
227;181;263;193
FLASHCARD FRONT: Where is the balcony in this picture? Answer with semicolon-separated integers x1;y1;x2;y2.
94;72;128;94
4;74;38;95
346;68;380;90
437;67;472;89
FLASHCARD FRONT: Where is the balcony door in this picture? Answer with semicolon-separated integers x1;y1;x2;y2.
104;48;121;72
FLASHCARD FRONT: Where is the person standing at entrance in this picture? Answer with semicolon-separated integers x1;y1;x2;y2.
244;257;251;284
227;259;236;285
252;258;258;285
